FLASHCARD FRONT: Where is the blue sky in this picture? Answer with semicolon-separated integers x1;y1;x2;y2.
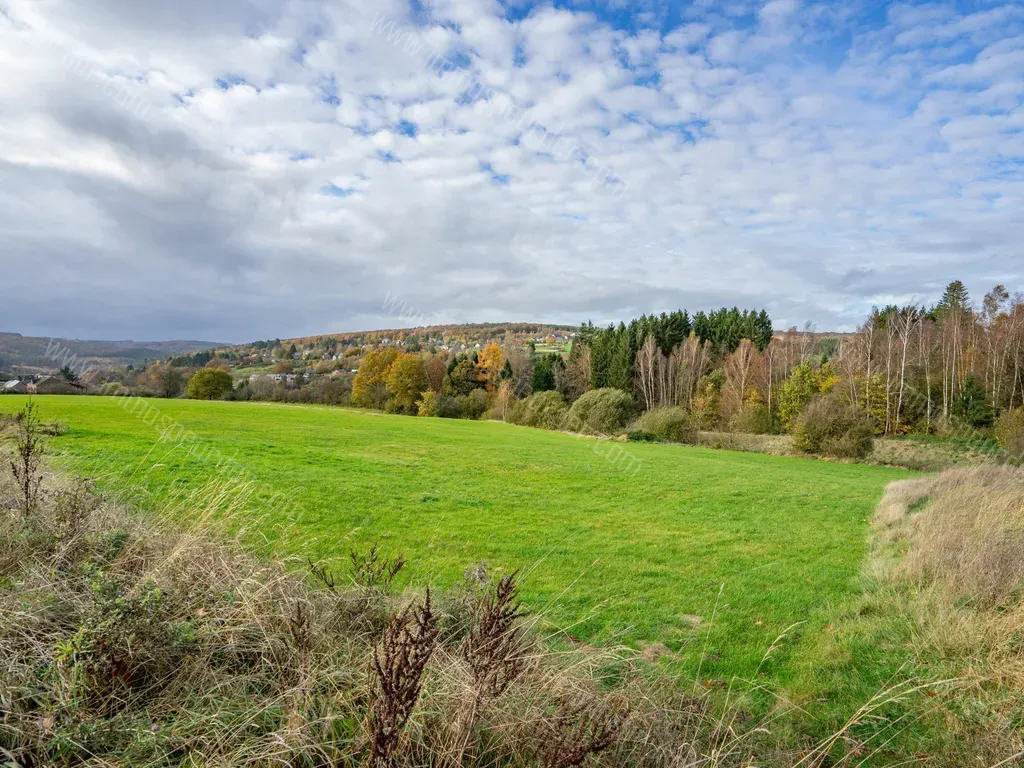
0;0;1022;341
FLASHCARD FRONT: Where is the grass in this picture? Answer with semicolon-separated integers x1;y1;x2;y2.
0;395;909;686
699;429;1003;472
785;466;1024;765
532;343;571;356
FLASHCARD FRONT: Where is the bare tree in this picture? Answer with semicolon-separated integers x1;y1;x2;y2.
635;335;658;412
722;339;759;421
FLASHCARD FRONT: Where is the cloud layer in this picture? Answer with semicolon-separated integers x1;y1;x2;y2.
1;0;1022;341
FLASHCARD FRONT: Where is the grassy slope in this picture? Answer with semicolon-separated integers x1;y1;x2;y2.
0;395;909;683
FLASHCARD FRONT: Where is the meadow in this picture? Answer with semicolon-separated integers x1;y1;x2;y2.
0;395;909;684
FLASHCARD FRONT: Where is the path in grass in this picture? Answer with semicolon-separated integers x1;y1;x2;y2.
1;396;910;682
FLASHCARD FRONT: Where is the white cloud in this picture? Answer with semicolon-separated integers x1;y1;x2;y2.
0;0;1022;341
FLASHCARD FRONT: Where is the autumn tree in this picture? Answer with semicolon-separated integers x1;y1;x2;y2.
779;361;837;431
675;334;711;411
353;348;400;409
558;343;591;403
386;354;427;414
494;379;516;421
475;343;504;391
424;356;447;393
154;364;185;398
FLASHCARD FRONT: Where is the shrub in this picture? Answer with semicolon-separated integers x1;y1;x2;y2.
437;395;464;419
632;407;697;444
792;396;874;458
416;390;440;417
508;391;568;429
729;404;776;435
310;377;352;406
186;369;233;400
565;388;633;434
455;389;489;420
994;407;1024;463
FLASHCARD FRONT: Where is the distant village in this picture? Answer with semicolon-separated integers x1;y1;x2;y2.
0;323;578;401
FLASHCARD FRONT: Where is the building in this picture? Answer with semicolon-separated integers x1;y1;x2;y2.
2;380;28;394
33;376;86;395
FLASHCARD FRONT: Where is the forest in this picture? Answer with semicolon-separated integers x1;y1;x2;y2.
337;282;1021;442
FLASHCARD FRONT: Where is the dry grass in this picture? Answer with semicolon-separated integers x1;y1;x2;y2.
863;466;1024;764
876;465;1024;607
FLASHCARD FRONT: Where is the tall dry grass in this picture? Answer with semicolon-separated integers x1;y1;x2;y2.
876;465;1024;608
867;465;1024;764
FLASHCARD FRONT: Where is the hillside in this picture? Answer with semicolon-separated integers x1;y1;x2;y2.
0;333;222;376
227;322;579;357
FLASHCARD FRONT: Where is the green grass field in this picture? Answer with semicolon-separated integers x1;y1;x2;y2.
0;395;909;684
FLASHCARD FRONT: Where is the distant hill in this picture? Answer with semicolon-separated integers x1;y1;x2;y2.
245;322;579;350
0;333;221;375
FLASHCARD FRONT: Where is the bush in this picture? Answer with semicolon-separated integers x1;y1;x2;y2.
187;369;233;400
437;394;464;419
565;388;633;434
457;389;489;420
632;407;697;444
507;391;568;429
994;407;1024;463
311;377;352;406
792;396;874;458
729;404;776;435
416;390;440;417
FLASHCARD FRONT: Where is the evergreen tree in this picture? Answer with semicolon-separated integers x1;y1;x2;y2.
952;375;994;427
531;353;564;392
938;280;971;312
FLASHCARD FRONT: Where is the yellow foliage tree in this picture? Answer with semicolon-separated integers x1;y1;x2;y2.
386;354;427;413
474;343;504;391
352;348;400;409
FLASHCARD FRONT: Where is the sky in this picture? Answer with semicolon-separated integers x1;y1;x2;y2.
0;0;1022;343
